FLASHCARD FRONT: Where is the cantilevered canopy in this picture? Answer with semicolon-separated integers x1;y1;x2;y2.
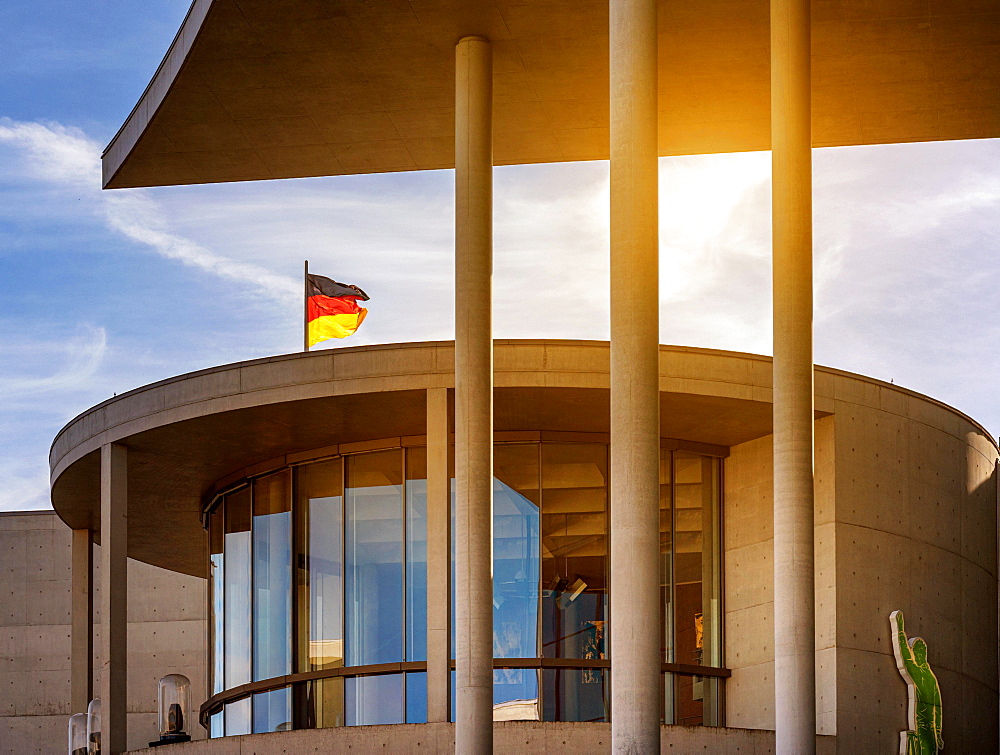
103;0;999;188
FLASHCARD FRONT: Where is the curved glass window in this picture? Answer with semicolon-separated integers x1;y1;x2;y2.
206;438;723;735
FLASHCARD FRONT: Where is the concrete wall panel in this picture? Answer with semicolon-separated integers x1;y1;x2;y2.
833;384;998;754
123;720;830;754
0;512;207;754
724;662;775;731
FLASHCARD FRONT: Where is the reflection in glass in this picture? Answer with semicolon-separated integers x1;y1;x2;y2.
208;441;723;731
299;677;344;729
345;451;404;666
674;674;720;727
406;447;428;664
209;507;225;698
659;449;674;723
492;444;540;718
224;697;250;737
208;711;223;739
541;443;607;664
253;687;291;733
224;487;251;690
295;459;344;673
253;471;292;681
542;669;608;722
346;674;404;725
406;672;428;724
672;452;721;726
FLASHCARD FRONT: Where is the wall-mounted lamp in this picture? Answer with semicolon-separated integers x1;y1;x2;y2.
148;674;192;747
67;712;89;755
85;699;101;754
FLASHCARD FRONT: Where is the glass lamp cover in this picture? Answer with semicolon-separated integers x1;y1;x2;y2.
158;674;191;736
85;699;101;754
68;712;88;755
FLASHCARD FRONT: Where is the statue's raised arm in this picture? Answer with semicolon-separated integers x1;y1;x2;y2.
891;611;913;667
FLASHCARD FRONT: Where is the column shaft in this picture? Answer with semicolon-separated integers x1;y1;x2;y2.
609;1;661;752
100;443;128;754
771;0;816;752
454;35;493;755
426;386;451;723
71;528;93;713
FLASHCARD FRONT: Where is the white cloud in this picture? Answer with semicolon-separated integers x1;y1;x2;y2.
0;323;107;401
0;117;298;305
0;458;50;511
0;118;98;188
0;324;111;511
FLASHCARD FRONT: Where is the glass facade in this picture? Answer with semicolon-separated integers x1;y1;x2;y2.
206;438;723;735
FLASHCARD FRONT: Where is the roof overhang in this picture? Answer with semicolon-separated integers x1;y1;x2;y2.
103;0;1000;188
50;341;788;576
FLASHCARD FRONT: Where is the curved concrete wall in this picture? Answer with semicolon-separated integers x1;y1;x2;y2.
723;368;998;753
127;720;835;754
44;341;998;751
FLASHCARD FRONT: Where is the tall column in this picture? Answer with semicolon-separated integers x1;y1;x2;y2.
454;35;493;755
100;443;128;754
609;1;660;752
771;0;815;752
426;386;452;723
71;528;93;713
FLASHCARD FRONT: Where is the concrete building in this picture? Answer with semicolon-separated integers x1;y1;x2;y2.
40;341;999;754
0;511;206;753
7;0;998;753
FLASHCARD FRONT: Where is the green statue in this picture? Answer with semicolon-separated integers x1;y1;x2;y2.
890;610;943;754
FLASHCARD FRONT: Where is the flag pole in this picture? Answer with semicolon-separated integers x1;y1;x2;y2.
303;259;309;352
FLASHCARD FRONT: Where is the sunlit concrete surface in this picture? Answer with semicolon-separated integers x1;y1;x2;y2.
102;0;1000;188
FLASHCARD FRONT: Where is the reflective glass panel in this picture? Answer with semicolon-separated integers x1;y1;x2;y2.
450;475;456;660
209;506;225;696
345;674;404;725
405;672;428;724
253;471;292;681
208;711;223;739
540;443;607;662
296;677;344;729
673;453;722;726
295;459;344;672
542;669;608;723
492;444;540;716
252;687;291;733
224;488;251;689
345;450;404;666
406;447;428;663
224;697;250;737
673;674;720;727
659;449;674;723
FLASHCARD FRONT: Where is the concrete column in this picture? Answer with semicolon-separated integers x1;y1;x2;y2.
609;1;660;752
771;0;816;752
100;443;128;754
426;386;451;723
71;528;93;713
454;34;493;755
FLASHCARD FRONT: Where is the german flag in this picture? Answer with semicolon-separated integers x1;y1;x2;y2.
307;274;369;346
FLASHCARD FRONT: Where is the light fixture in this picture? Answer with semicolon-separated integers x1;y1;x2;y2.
85;699;101;754
67;712;88;755
149;674;192;747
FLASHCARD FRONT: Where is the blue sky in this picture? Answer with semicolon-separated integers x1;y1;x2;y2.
1;3;998;510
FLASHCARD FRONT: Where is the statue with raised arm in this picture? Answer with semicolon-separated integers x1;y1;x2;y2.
890;610;943;754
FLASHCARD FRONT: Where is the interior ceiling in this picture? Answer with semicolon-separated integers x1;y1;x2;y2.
50;386;778;578
104;0;1000;188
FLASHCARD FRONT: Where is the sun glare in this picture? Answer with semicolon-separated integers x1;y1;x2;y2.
658;152;770;301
